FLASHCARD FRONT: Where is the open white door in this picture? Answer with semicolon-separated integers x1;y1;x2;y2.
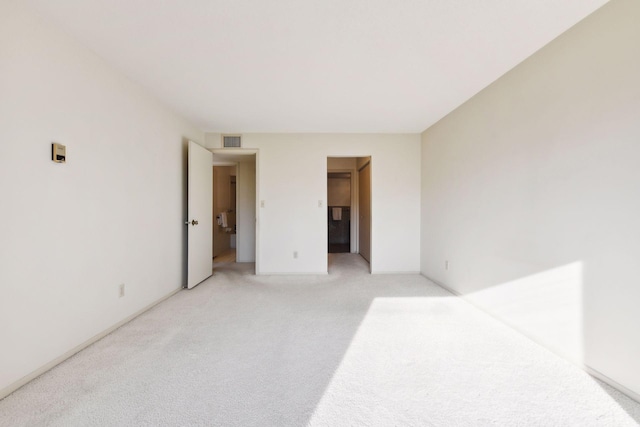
187;141;213;289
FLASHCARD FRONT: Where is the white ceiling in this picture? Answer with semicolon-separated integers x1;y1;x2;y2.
26;0;609;133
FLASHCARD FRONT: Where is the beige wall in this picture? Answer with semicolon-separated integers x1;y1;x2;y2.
0;1;203;396
421;0;640;399
227;134;420;274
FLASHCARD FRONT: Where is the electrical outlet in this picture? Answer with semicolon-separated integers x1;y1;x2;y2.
260;200;265;208
119;283;125;298
293;251;298;259
445;260;449;270
318;200;323;207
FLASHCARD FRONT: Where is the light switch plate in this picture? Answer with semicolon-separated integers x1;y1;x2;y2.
52;143;66;163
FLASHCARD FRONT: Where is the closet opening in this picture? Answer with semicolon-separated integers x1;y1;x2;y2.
328;172;351;253
327;156;372;271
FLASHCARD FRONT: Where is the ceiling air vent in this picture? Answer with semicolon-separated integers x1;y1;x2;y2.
222;135;242;148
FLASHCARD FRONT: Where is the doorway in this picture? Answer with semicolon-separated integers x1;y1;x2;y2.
327;172;351;253
211;151;258;271
212;165;236;263
358;158;371;263
327;156;371;269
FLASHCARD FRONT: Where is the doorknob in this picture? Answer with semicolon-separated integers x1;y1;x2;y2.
185;219;199;226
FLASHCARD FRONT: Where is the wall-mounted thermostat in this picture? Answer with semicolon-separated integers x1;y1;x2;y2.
52;143;66;163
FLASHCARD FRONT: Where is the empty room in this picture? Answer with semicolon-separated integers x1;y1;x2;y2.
1;0;639;425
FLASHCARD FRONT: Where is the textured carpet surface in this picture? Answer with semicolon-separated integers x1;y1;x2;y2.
1;254;639;426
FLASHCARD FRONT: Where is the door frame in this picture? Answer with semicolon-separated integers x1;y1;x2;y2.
211;148;260;274
211;163;236;260
357;159;372;271
326;155;372;273
327;168;358;254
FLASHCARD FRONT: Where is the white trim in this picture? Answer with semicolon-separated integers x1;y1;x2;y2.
232;161;240;260
371;271;421;275
0;288;182;400
420;274;460;296
210;148;258;156
583;366;640;404
367;159;373;273
254;150;260;274
257;271;329;276
420;273;640;405
211;163;237;261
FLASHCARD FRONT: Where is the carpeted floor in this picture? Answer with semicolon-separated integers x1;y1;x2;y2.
1;254;639;426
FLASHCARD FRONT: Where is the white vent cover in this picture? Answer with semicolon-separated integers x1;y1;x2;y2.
222;135;242;148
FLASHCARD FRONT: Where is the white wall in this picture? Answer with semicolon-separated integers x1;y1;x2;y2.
421;0;640;398
237;159;256;262
208;134;421;274
0;2;203;395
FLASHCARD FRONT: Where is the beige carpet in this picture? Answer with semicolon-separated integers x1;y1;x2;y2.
1;254;639;426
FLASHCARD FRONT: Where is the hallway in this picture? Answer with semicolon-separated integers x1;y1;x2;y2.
1;255;638;426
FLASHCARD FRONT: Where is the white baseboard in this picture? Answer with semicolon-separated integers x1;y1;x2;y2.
0;287;182;401
258;271;421;276
420;272;640;405
581;363;640;403
420;273;460;296
257;271;329;276
372;270;421;275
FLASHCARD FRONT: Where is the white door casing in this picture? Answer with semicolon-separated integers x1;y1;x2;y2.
187;141;213;289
